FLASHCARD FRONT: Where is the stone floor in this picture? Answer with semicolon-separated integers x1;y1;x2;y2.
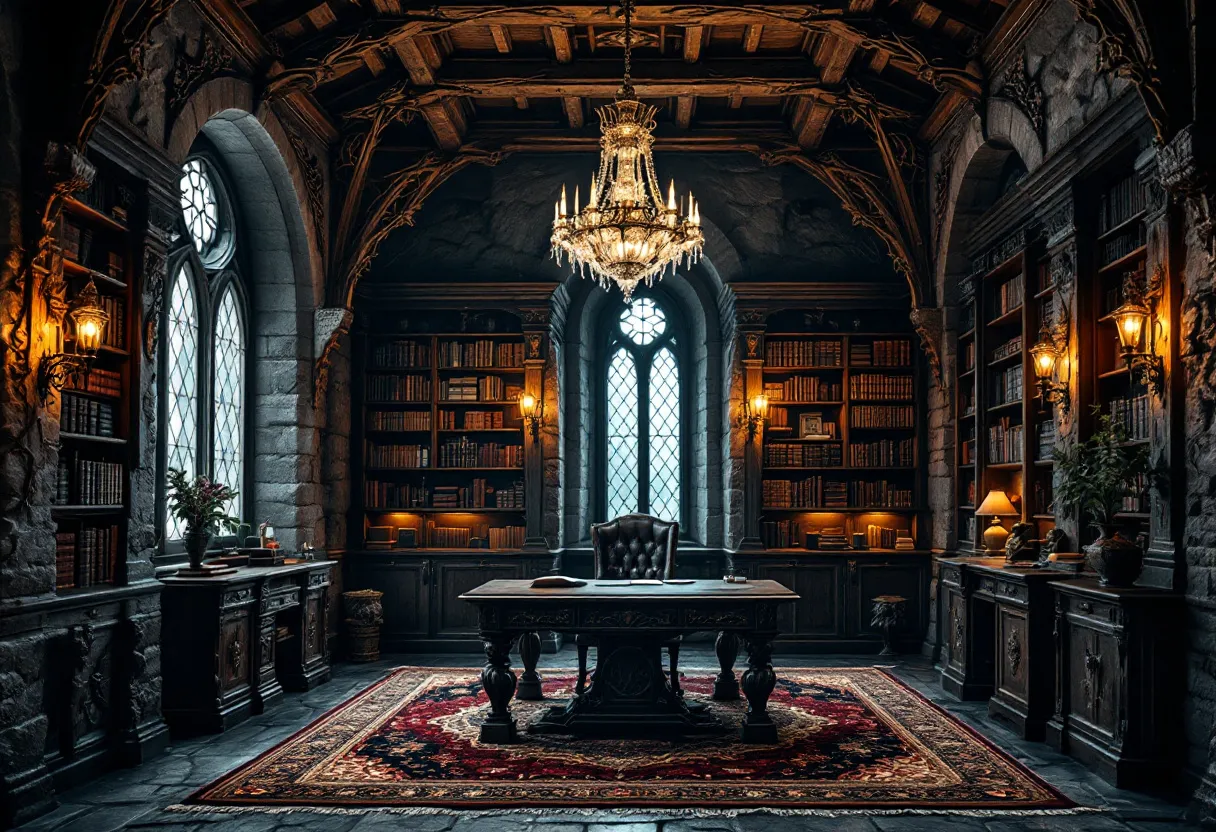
13;648;1197;832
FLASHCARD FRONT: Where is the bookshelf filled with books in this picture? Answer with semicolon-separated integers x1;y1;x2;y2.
759;328;922;552
354;312;530;552
50;154;140;592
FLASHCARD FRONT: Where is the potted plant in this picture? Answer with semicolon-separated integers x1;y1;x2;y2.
167;468;239;572
1052;409;1149;586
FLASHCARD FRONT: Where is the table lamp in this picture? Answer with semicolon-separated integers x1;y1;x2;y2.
975;490;1018;554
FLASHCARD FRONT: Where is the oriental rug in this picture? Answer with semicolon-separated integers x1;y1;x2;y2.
183;666;1076;814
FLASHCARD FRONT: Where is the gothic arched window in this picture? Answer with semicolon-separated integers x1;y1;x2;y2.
604;296;683;522
159;154;249;549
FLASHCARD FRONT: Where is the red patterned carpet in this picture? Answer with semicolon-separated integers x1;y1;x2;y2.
186;667;1073;812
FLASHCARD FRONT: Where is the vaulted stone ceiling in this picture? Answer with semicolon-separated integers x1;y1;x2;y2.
215;0;1011;303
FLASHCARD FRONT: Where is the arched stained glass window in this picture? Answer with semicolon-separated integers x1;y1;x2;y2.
212;286;245;521
604;296;682;523
180;159;218;255
165;265;200;540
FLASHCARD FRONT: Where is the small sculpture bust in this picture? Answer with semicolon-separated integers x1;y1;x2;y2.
1004;522;1036;564
1035;527;1068;567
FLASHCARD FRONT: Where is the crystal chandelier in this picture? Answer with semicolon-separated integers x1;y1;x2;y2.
550;0;703;300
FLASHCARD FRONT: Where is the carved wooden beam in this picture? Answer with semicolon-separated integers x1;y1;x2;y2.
266;4;980;99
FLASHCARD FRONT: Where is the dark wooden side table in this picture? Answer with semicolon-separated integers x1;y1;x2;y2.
161;560;334;735
1046;579;1183;787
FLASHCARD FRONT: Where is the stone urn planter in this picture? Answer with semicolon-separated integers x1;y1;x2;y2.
183;527;212;572
1084;525;1144;588
343;589;385;662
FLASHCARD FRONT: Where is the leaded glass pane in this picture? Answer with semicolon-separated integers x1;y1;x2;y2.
606;347;639;519
212;286;244;523
166;266;199;540
180;159;218;255
619;297;666;346
648;346;681;522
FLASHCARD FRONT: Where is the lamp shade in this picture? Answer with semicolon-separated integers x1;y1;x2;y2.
976;490;1018;517
1111;300;1149;353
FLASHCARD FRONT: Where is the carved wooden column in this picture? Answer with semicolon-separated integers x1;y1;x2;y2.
521;308;549;551
1138;152;1183;589
737;309;767;550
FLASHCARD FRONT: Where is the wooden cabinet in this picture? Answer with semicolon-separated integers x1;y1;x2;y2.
346;551;551;651
734;552;929;652
1046;579;1183;788
161;561;334;736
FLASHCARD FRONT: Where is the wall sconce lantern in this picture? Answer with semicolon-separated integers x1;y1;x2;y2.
38;278;109;405
1111;268;1165;397
740;393;769;441
518;392;543;439
1029;324;1070;414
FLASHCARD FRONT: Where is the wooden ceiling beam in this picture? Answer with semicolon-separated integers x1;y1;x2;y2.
489;23;512;52
674;95;695;129
813;34;857;84
792;96;833;148
394;37;436;85
743;24;764;52
550;26;574;63
420;99;467;150
456;127;801;153
683;24;704;62
563;96;584;128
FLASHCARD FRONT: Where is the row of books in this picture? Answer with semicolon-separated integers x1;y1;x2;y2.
1122;474;1148;513
964;477;976;506
53;457;124;505
848;438;914;468
1110;393;1151;441
440;376;516;402
64;367;121;397
763;477;848;508
61;394;115;437
365;481;430;508
850;340;912;367
849;481;914;508
849;374;913;400
1033;480;1053;515
761;520;801;549
960;438;976;465
439;410;508;430
764;443;842;467
434;479;525;509
427;522;474;548
865;524;913;550
763;378;841;402
1099;172;1146;235
992;273;1024;319
1038;419;1058;460
991;364;1023;406
371;340;430;369
960;391;976;417
991;335;1022;363
437;439;523;468
488;526;527;550
1103;225;1145;267
368;374;431;402
988;419;1025;464
75;169;134;224
438;341;524;369
961;341;976;372
960;303;977;333
367;443;429;469
769;407;791;429
368;410;431;431
766;340;843;367
61;225;126;281
850;405;914;429
55;526;120;590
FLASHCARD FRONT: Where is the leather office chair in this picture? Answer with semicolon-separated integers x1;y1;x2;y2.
576;514;681;696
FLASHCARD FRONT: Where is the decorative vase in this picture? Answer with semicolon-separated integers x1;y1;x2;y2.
1083;524;1144;587
183;527;212;571
343;589;385;662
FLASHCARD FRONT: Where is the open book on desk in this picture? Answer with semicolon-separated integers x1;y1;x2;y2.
529;575;587;588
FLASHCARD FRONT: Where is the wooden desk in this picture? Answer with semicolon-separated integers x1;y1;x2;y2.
460;579;799;744
161;561;334;734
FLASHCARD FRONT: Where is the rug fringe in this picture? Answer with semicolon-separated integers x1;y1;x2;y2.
166;804;1104;819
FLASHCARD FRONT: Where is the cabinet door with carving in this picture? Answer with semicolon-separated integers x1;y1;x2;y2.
946;588;967;672
303;595;324;662
1067;622;1120;740
433;560;522;637
996;605;1029;703
220;616;251;693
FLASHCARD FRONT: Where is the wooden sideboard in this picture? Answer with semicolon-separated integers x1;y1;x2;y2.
1046;579;1183;788
938;557;1063;739
161;561;334;735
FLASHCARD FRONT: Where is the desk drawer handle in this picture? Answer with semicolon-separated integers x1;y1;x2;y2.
1079;601;1093;613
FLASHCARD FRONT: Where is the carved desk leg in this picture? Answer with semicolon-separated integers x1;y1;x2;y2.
713;631;741;701
740;633;778;743
480;633;519;743
516;631;543;700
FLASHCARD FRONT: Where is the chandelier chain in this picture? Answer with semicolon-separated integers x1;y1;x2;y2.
621;0;634;98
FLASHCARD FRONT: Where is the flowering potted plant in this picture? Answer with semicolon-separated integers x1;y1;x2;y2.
167;468;239;571
1052;409;1149;586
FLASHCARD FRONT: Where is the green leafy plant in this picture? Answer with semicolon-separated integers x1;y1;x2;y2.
1052;407;1149;531
167;468;239;536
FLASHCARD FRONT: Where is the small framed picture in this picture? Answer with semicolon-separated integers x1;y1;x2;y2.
800;413;824;438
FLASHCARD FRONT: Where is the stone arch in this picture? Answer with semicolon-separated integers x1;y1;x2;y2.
166;96;324;550
559;270;725;548
985;97;1044;175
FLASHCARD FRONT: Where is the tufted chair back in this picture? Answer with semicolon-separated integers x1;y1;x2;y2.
590;514;679;580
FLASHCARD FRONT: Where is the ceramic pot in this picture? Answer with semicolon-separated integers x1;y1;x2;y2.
1083;525;1143;587
343;589;385;662
183;527;212;571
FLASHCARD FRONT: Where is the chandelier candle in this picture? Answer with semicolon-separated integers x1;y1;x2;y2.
550;0;703;299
